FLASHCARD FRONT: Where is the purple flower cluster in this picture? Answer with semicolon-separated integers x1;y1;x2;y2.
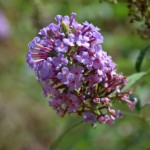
26;12;137;125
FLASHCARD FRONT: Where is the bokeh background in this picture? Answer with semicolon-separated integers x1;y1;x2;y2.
0;0;150;150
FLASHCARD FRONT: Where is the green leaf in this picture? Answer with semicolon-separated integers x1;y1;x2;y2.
123;72;147;91
140;104;150;122
135;45;150;72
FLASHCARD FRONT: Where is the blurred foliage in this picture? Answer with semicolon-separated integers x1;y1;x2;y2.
128;0;150;39
0;0;150;150
100;0;150;39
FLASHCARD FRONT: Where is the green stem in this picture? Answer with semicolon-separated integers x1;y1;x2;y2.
50;120;84;150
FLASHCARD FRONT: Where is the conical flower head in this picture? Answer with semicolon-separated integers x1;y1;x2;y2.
26;12;137;125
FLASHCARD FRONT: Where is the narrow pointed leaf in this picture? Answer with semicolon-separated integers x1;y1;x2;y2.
135;45;150;72
123;72;147;91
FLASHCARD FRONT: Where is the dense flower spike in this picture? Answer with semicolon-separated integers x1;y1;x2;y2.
26;12;137;125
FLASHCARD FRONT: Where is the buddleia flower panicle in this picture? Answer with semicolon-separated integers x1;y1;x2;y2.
26;12;137;125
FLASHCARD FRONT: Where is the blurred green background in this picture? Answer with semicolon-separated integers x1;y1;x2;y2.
0;0;150;150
